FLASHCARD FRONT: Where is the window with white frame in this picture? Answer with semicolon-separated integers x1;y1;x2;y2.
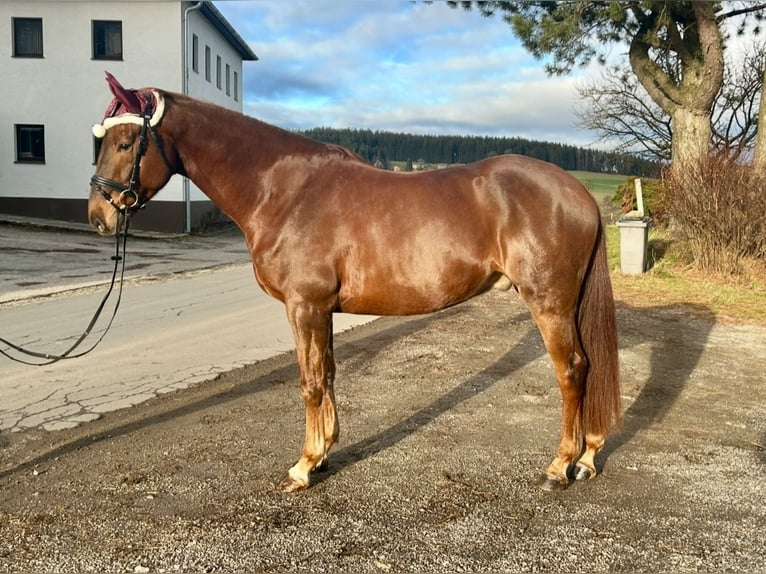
192;34;199;73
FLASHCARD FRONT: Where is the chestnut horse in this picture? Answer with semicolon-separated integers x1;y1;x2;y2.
88;73;620;492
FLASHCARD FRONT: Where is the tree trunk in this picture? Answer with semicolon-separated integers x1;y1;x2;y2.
627;2;724;174
671;108;712;170
754;65;766;173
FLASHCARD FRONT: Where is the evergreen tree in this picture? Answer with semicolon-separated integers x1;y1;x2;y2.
301;128;657;176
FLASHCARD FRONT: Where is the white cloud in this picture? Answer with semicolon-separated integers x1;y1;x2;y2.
219;0;599;146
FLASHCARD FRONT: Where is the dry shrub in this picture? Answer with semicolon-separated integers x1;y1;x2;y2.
663;155;766;275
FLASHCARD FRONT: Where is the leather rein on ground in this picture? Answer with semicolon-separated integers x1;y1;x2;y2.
0;214;130;366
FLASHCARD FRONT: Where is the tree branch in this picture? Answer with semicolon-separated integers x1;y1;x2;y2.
718;2;766;21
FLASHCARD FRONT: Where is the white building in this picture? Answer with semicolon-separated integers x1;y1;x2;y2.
0;1;257;233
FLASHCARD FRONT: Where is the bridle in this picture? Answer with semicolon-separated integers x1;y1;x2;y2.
90;99;174;214
0;102;174;366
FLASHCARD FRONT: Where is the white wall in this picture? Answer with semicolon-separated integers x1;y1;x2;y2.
187;9;244;110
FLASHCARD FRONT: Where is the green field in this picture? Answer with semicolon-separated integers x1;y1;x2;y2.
569;171;627;205
387;164;628;208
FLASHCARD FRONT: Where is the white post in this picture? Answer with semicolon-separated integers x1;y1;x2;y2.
634;178;644;217
182;2;203;234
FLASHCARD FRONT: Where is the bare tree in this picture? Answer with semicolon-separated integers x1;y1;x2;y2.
576;42;766;164
713;43;765;161
756;63;766;171
575;66;671;162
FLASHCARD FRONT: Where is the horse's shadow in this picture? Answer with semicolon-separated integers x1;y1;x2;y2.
320;311;542;482
0;306;467;478
320;302;716;482
0;300;716;483
599;303;715;466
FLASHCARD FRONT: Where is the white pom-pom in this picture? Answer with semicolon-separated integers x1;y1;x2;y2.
92;124;107;138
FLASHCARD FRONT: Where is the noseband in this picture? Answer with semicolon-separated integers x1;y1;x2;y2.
90;100;172;214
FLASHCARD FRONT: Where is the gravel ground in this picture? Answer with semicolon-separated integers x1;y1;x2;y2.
1;290;764;573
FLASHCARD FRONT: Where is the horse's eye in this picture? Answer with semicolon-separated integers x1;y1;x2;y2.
117;143;131;152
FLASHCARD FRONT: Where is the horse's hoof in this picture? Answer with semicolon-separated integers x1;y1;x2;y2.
573;463;596;481
278;474;308;493
538;474;569;491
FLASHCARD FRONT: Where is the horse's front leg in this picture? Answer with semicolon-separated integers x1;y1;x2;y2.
279;302;338;492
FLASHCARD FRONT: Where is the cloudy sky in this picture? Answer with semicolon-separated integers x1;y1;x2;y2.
214;1;609;148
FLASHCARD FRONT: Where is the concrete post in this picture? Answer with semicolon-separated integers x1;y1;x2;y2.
616;217;651;275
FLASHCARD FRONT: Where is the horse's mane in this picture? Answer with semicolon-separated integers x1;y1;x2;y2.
160;90;369;166
324;143;368;164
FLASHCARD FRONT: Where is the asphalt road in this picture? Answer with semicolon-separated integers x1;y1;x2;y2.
0;218;250;304
0;220;375;432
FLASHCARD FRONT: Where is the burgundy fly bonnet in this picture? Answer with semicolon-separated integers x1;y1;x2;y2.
92;71;165;138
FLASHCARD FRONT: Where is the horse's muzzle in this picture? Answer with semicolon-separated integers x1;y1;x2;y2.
88;190;120;236
89;212;110;236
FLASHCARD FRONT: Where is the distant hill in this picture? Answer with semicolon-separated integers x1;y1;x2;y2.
301;127;658;177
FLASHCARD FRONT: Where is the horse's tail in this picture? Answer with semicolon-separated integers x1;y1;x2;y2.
578;221;621;436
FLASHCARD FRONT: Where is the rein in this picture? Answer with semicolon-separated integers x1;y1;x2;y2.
1;101;165;366
0;213;131;366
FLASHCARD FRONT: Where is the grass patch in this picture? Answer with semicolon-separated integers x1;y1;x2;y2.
605;224;766;325
570;171;627;206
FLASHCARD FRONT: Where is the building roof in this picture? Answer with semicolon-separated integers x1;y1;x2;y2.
201;2;258;61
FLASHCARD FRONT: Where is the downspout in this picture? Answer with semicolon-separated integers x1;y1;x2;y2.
182;1;203;234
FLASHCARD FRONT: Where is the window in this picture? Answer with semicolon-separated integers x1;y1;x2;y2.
15;125;45;163
205;45;211;81
234;71;239;102
191;34;199;73
13;18;43;58
92;20;122;60
216;55;222;89
225;63;231;96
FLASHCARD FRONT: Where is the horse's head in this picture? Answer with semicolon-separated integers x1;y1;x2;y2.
88;72;176;235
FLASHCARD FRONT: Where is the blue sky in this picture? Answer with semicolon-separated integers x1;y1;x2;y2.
214;1;602;147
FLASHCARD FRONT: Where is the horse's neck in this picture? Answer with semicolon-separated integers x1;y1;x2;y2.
166;96;320;226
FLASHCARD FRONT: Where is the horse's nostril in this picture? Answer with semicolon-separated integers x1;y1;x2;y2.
89;214;106;234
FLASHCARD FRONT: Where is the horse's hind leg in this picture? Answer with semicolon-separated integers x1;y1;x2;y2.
279;303;338;492
523;296;588;491
573;433;603;481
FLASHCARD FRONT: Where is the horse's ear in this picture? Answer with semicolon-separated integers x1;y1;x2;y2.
104;71;142;114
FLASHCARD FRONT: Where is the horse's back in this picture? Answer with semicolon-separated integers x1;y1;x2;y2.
329;155;600;314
